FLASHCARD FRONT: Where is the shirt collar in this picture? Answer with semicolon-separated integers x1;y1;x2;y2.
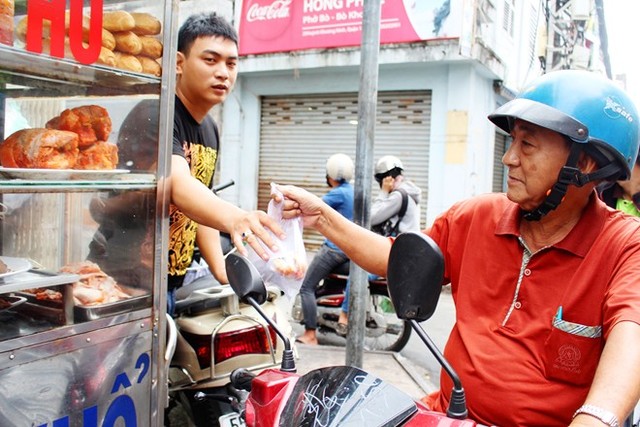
495;191;607;257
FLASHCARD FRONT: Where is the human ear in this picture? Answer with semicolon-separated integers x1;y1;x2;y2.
578;152;598;173
176;52;185;75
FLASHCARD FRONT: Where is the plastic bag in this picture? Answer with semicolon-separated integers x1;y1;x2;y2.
246;183;308;299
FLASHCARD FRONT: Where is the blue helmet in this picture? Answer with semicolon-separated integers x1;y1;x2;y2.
489;70;639;181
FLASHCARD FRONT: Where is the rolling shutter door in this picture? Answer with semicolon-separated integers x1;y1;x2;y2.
258;91;432;251
492;130;509;192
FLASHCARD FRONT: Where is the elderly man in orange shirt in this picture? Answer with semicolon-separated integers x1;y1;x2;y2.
276;70;640;427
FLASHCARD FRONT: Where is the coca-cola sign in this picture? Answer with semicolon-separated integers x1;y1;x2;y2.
238;0;462;56
244;0;292;41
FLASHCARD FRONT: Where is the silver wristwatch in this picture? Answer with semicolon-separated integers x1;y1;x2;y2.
572;404;620;427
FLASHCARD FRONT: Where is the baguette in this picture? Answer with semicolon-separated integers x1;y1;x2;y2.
138;36;162;59
137;55;161;77
90;28;116;51
114;51;142;73
113;31;142;55
96;46;117;66
103;10;135;32
130;12;161;36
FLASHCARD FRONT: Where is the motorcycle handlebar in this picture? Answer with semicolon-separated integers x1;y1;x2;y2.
230;368;256;392
212;180;235;194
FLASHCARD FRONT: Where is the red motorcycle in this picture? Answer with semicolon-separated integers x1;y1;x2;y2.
223;233;483;426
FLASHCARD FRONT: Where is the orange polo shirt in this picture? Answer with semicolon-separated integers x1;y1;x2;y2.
424;192;640;426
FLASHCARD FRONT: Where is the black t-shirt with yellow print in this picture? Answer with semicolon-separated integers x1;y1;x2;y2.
168;96;219;290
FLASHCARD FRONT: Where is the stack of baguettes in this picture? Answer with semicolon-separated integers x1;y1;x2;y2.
0;105;118;170
102;10;163;76
14;9;163;76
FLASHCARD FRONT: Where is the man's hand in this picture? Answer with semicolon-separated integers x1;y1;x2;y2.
381;176;395;194
230;210;285;260
274;185;324;229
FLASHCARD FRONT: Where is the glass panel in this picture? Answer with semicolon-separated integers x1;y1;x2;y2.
0;0;167;341
0;188;156;339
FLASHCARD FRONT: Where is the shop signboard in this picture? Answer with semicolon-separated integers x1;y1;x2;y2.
238;0;462;55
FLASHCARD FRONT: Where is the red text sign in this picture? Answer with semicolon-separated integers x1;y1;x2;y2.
26;0;103;65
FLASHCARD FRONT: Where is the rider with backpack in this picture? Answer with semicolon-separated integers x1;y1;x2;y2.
370;155;422;236
336;156;422;333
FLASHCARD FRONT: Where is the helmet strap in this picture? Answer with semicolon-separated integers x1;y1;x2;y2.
523;143;585;221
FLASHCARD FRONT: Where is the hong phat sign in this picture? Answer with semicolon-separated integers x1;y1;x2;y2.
238;0;462;56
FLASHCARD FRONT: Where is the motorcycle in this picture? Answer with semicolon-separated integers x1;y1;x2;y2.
164;181;295;427
290;261;412;352
223;232;481;426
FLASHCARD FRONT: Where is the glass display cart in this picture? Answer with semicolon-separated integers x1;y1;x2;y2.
0;0;177;425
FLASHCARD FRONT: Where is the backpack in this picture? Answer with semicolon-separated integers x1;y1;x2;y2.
371;188;409;237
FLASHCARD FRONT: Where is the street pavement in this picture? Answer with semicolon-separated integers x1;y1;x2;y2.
284;288;456;397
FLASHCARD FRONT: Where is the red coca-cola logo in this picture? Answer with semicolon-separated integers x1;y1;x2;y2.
243;0;292;41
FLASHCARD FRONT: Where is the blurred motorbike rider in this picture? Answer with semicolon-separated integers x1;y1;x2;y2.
296;153;354;345
275;70;640;426
371;155;421;233
336;156;421;332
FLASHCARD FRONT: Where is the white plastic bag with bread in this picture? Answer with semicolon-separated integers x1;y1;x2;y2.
246;182;308;299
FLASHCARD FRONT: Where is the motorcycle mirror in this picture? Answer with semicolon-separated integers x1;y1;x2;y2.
387;232;444;322
225;252;268;305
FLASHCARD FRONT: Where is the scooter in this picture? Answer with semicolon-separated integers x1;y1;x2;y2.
164;181;295;427
223;233;482;426
165;276;292;427
290;262;412;352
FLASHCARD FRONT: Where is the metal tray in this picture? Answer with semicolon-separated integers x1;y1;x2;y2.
73;290;151;321
16;281;75;325
10;272;150;322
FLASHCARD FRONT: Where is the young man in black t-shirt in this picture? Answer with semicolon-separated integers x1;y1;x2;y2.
167;13;283;313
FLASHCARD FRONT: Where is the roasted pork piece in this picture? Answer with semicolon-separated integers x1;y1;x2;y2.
46;105;112;148
0;128;79;169
75;141;119;170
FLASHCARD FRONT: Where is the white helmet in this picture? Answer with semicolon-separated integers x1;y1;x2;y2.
326;153;354;182
375;155;403;175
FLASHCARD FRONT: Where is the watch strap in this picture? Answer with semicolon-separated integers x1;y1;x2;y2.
572;404;620;427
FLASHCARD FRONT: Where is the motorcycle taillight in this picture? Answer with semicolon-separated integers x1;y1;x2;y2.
215;325;278;365
183;325;278;369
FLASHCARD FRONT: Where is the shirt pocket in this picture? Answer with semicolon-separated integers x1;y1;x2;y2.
543;317;603;386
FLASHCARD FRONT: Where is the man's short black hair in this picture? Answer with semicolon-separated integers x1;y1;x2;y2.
177;12;238;55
